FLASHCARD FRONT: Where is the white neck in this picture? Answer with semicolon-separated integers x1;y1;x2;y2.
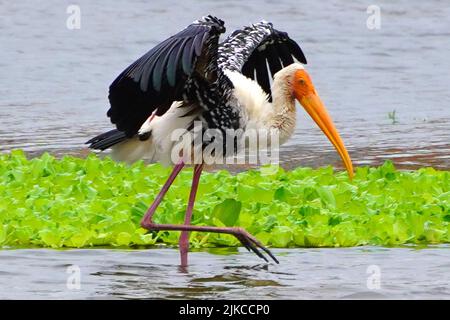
225;63;303;145
267;66;298;144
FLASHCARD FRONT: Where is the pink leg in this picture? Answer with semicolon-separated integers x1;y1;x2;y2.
140;162;279;265
140;160;185;227
140;223;279;264
179;164;203;267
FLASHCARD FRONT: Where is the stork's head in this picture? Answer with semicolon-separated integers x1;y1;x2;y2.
288;63;354;178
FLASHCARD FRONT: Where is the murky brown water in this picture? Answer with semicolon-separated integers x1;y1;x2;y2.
0;247;448;299
0;0;449;169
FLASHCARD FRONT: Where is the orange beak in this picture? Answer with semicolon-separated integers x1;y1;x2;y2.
295;88;354;179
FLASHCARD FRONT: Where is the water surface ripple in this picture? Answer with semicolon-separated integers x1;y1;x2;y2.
0;247;448;299
0;0;449;170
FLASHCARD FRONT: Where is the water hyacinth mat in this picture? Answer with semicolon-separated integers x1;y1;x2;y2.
0;150;448;249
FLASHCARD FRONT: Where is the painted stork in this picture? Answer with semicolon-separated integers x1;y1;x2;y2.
86;16;354;266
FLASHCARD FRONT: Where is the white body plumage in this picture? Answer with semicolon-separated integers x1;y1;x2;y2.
111;64;304;165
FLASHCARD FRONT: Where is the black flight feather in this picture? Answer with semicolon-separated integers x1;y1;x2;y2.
107;16;225;137
218;22;307;100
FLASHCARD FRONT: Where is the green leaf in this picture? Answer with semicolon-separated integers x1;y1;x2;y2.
0;151;448;249
213;199;241;227
116;232;132;246
270;226;293;247
0;225;7;245
316;186;336;209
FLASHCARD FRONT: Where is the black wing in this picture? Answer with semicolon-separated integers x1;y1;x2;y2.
107;16;225;137
218;21;306;101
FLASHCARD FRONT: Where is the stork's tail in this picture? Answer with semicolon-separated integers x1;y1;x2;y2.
85;129;128;150
86;129;156;164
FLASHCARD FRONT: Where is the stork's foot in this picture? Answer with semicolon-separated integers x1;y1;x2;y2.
140;222;279;264
232;228;279;264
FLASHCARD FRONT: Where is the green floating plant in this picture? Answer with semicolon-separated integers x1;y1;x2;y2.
0;150;448;249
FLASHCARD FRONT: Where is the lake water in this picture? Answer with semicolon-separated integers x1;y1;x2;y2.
0;0;449;170
0;246;449;299
0;0;449;300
